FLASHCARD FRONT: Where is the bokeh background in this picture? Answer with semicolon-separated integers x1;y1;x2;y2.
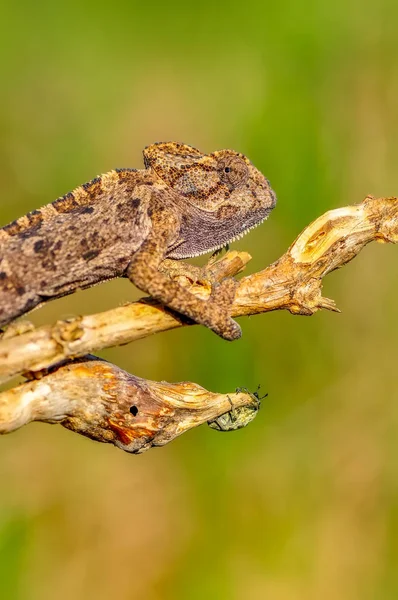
0;1;397;599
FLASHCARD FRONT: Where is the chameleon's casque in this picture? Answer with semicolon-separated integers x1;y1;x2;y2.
0;142;276;340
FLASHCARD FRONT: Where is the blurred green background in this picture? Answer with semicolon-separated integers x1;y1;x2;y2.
0;1;397;598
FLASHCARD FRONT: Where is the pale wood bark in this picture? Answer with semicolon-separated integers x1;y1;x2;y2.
0;195;396;452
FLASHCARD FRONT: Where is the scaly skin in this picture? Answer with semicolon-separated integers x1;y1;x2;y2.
0;142;276;340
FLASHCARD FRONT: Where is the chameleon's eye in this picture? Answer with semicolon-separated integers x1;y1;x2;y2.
219;156;249;188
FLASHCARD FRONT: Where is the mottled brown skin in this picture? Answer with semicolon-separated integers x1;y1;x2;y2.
0;142;276;340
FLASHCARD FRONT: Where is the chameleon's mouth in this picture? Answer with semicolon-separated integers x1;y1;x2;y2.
169;211;272;260
192;213;270;257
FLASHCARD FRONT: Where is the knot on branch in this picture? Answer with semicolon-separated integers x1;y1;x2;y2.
53;317;84;345
289;278;339;315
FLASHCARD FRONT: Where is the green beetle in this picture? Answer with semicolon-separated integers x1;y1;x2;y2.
207;386;267;432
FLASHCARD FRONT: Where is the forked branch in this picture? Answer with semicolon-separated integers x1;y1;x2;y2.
0;195;396;384
0;195;396;453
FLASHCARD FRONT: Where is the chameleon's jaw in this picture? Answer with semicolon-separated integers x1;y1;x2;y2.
192;213;271;257
168;211;273;260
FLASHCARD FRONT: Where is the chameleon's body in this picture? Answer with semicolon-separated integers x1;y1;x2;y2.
0;142;276;340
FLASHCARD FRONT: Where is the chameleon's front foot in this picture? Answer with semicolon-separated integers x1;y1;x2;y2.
158;260;240;339
205;278;241;341
209;318;241;341
204;311;241;341
128;257;241;341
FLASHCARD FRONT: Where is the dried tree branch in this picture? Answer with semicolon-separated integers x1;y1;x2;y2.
0;195;396;452
0;356;258;453
0;195;396;385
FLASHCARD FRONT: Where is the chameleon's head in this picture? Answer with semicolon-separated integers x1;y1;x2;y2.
143;142;276;258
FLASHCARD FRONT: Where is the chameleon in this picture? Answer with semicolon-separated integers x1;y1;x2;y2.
0;142;276;340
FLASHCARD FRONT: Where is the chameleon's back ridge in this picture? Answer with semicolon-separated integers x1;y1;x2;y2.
0;169;143;245
0;142;276;340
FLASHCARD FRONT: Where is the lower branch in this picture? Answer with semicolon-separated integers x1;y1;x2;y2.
0;356;258;453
